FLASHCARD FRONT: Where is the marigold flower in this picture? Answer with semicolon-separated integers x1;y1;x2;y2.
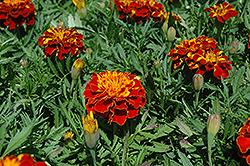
168;36;232;79
82;111;100;148
0;0;37;30
204;2;238;23
83;70;146;125
188;49;232;79
237;118;250;165
38;27;85;59
0;154;47;166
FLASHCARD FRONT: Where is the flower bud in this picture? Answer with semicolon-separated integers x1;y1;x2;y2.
86;48;93;54
82;111;100;148
71;58;84;79
153;60;160;68
229;41;239;54
72;0;87;18
65;131;74;146
57;21;65;29
167;27;176;42
207;113;221;135
193;74;204;91
99;2;105;8
20;60;28;68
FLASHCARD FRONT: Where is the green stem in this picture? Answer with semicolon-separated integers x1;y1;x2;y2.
207;133;215;166
195;91;200;108
90;148;97;166
122;131;129;166
70;79;77;95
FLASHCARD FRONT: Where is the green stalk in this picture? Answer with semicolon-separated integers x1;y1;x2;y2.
90;148;97;166
195;91;200;108
207;133;215;166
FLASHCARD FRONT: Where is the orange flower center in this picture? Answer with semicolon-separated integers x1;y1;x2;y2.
97;71;134;97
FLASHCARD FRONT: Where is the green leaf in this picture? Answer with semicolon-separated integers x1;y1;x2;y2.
232;66;245;94
178;151;193;166
176;117;193;136
2;123;33;157
47;58;60;78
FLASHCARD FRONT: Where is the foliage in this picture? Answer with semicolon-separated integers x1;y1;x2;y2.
0;0;250;165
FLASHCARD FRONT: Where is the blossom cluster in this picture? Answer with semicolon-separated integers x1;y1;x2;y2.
0;154;47;166
0;0;37;30
168;36;232;79
237;118;250;165
113;0;181;24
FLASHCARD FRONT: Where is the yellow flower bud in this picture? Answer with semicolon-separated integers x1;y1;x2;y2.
71;58;84;79
167;27;176;42
72;0;87;18
207;113;221;135
82;111;100;148
65;131;74;146
193;74;204;91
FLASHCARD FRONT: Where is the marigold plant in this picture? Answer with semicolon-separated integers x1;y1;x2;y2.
236;118;250;165
83;70;146;125
204;2;238;23
0;154;47;166
0;0;37;30
38;27;85;59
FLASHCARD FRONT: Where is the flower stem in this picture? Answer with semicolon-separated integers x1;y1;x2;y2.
195;91;200;108
90;148;97;166
207;133;215;166
122;131;129;166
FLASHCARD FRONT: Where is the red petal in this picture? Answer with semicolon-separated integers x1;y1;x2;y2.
237;135;250;153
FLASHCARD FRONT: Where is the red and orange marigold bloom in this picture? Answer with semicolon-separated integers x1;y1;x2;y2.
237;118;250;165
204;2;238;23
168;36;232;79
38;27;85;60
83;70;146;126
0;154;47;166
0;0;37;30
188;49;232;79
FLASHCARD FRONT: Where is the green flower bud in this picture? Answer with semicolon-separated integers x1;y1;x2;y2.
99;2;105;8
229;41;239;54
193;74;204;91
167;27;176;42
207;113;221;135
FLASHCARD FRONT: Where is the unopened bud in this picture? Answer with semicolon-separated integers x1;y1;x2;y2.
153;60;160;68
71;58;84;79
86;48;93;54
167;27;176;42
207;113;221;135
229;41;239;54
82;111;100;148
20;60;28;68
57;21;65;29
99;2;105;8
72;0;87;18
65;131;74;146
193;74;204;91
